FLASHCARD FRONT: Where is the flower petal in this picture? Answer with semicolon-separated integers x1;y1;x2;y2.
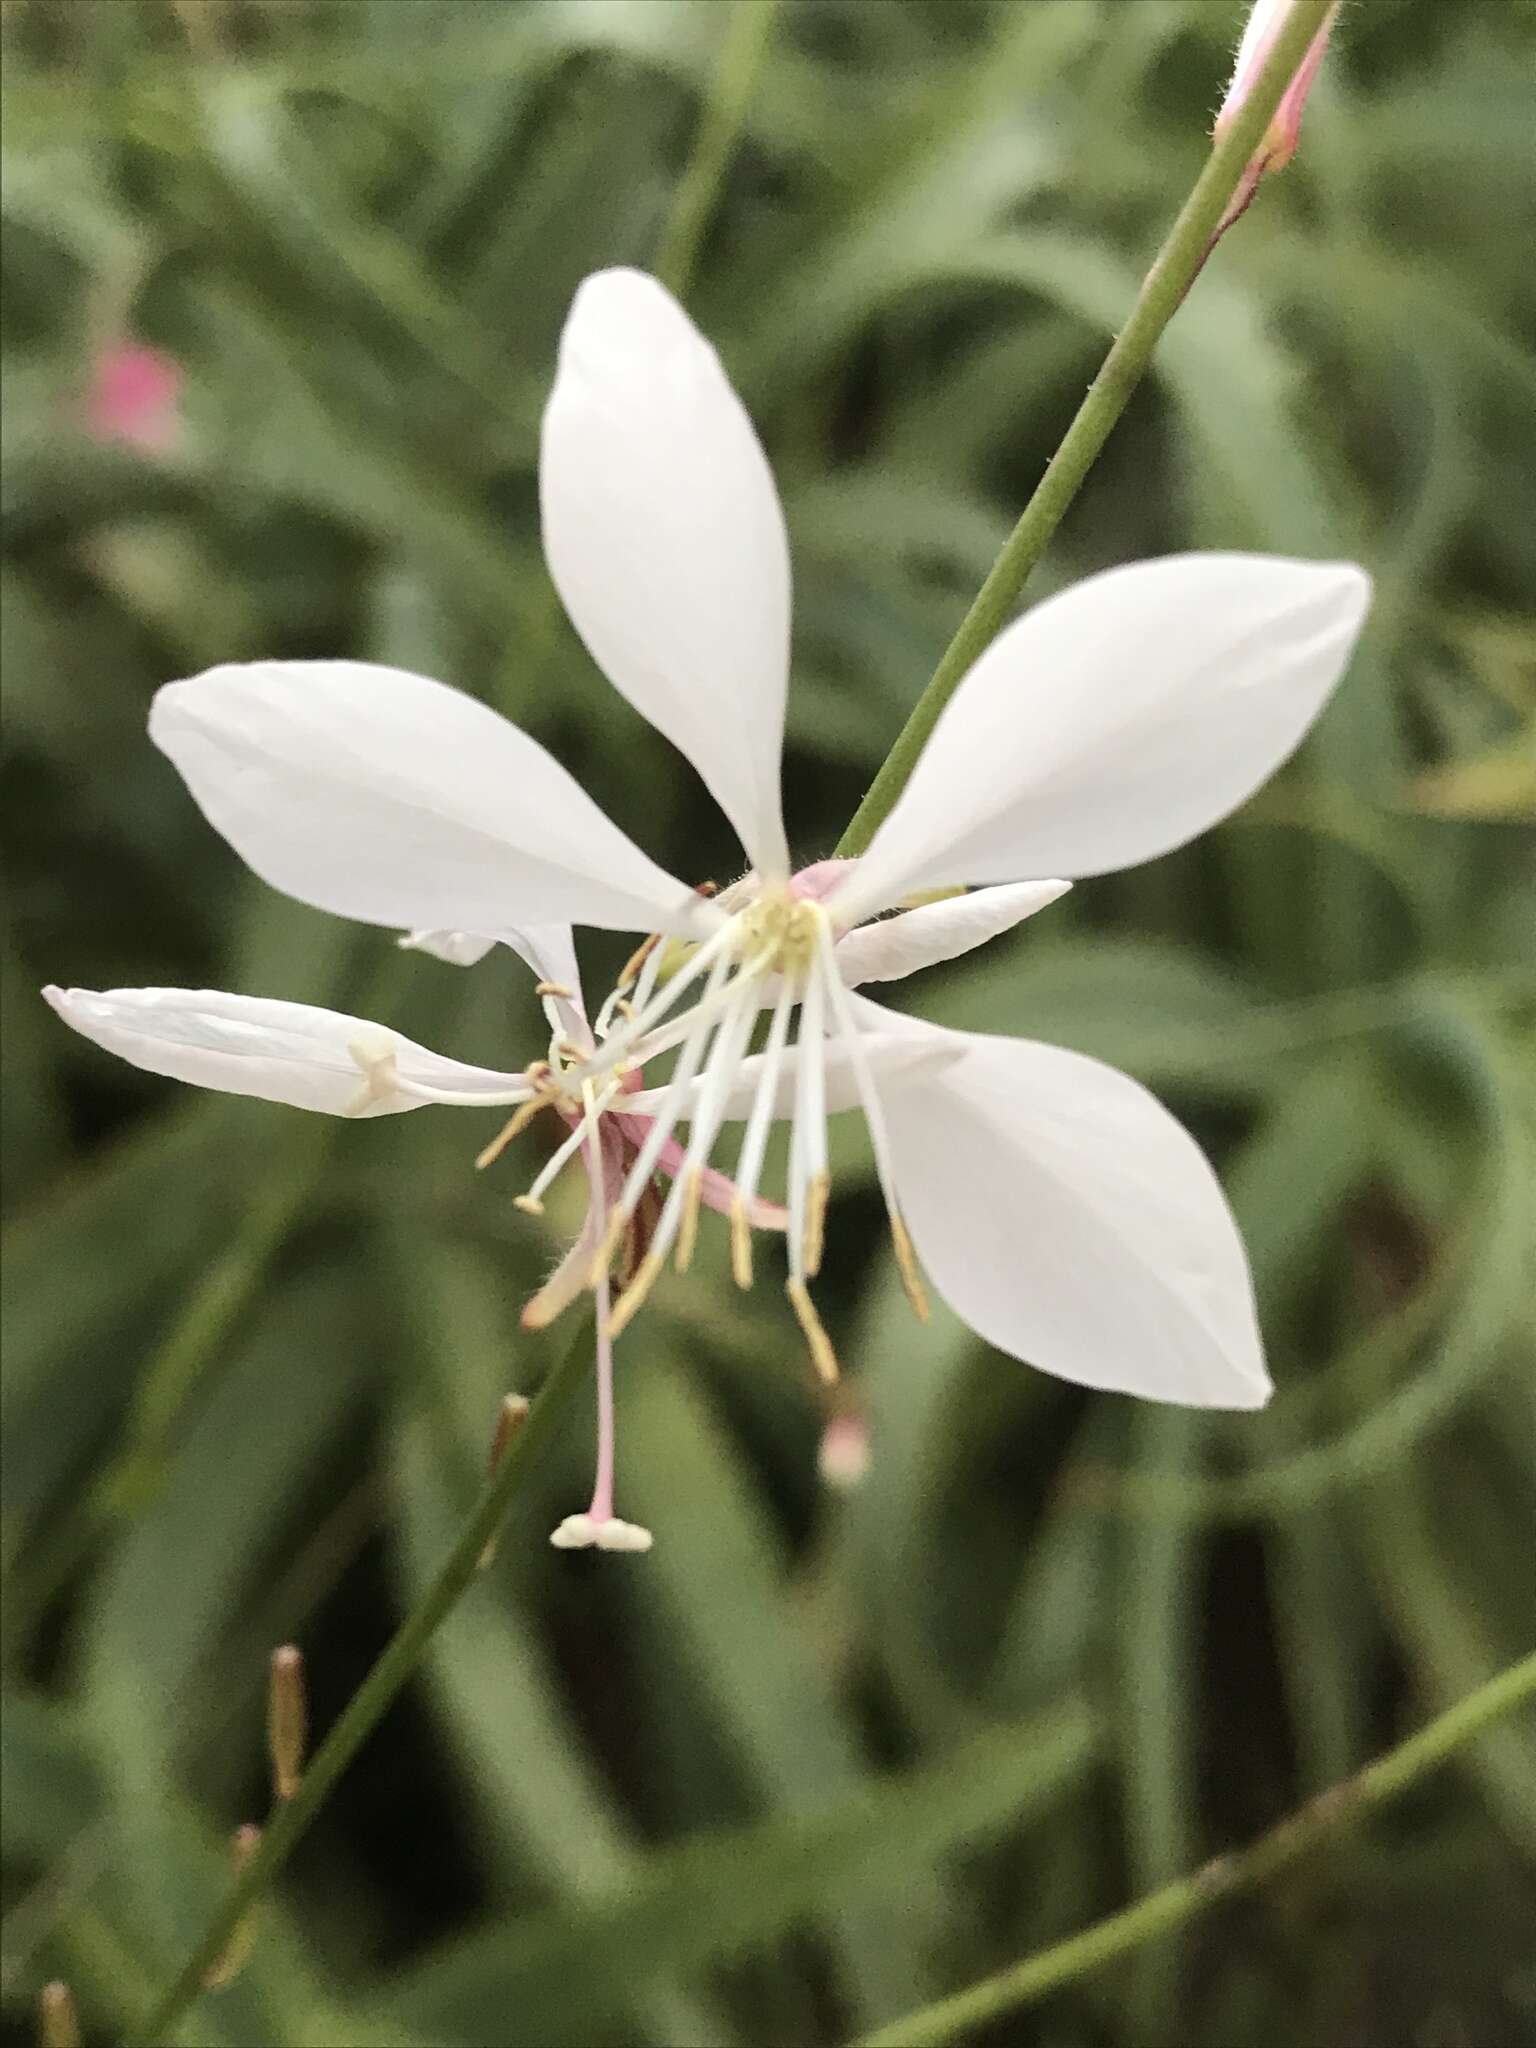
833;881;1069;987
398;930;498;967
832;555;1371;924
150;659;716;941
541;269;792;878
44;985;531;1117
402;923;590;1045
866;1004;1269;1407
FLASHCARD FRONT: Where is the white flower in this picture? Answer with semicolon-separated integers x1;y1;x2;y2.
48;268;1372;1532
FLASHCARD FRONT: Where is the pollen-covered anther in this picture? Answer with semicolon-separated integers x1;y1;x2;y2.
513;1193;544;1216
616;931;661;993
674;1168;704;1273
607;1250;664;1338
803;1170;831;1280
891;1213;931;1321
729;1194;753;1289
476;1063;555;1169
787;1278;839;1385
534;980;574;999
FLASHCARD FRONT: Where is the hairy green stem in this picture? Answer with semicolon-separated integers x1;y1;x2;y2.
851;1651;1536;2048
834;0;1338;859
654;0;780;299
128;1324;592;2047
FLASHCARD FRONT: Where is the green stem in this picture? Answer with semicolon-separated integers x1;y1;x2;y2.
128;1323;592;2048
833;0;1337;859
851;1651;1536;2048
653;0;781;300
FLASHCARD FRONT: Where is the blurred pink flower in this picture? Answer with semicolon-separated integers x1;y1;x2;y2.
818;1410;871;1492
85;342;184;453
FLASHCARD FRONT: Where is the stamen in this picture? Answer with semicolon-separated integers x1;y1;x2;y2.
475;1062;553;1169
674;1168;704;1273
816;923;930;1321
890;1213;931;1322
513;1193;544;1216
730;1194;753;1289
730;973;795;1235
803;1171;831;1280
616;932;660;994
787;1278;839;1384
534;981;574;999
607;1251;664;1339
584;918;735;1081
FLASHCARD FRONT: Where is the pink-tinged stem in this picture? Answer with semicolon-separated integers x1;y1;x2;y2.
582;1117;617;1524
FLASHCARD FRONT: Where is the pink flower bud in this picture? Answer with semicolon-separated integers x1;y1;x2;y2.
84;341;184;454
1216;0;1339;179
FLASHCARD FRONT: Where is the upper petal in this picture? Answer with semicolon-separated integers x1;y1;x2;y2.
831;555;1371;924
151;660;716;942
541;269;792;878
867;1004;1269;1408
833;880;1070;988
44;985;532;1117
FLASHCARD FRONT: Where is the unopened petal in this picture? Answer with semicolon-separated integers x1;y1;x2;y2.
542;270;791;878
832;555;1370;924
869;1004;1269;1408
44;985;531;1117
151;659;716;942
833;881;1070;987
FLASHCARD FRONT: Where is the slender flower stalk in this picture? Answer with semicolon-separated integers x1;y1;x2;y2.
851;1652;1536;2048
833;0;1340;861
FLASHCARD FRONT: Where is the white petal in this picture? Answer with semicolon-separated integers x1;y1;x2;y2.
399;929;498;967
43;986;531;1117
833;881;1070;988
625;1026;958;1124
541;269;791;878
150;660;716;942
867;1005;1269;1408
832;555;1371;923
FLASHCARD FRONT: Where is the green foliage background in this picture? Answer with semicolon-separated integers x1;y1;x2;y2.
3;2;1533;2043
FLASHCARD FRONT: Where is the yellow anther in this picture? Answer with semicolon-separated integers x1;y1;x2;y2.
675;1168;704;1273
730;1195;753;1290
617;932;660;992
556;1038;586;1063
476;1094;549;1170
607;1252;664;1339
787;1279;839;1384
803;1170;831;1280
534;981;574;999
891;1214;930;1322
513;1193;544;1216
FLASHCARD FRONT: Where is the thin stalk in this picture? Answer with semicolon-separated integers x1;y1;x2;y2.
127;1321;591;2048
654;0;781;300
851;1651;1536;2048
834;0;1337;859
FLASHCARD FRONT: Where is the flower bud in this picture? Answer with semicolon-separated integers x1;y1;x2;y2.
1216;0;1339;180
267;1645;307;1803
478;1393;531;1568
39;1982;81;2048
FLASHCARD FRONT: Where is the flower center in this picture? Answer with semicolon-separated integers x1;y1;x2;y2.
481;883;929;1382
